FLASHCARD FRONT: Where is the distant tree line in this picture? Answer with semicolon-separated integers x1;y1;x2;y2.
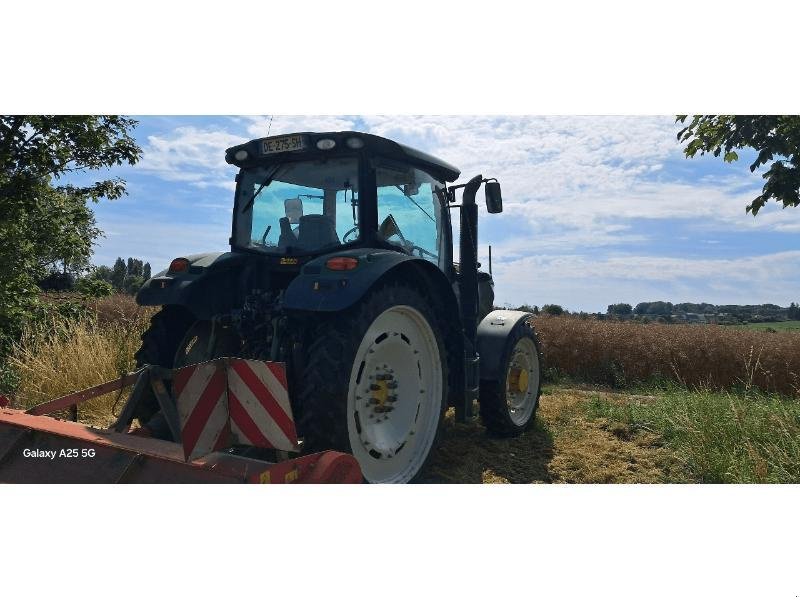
503;300;800;325
89;257;151;295
604;301;798;325
38;256;151;297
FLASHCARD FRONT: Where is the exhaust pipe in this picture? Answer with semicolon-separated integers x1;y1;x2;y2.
458;174;483;419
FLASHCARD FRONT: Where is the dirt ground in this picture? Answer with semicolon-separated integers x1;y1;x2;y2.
421;386;687;483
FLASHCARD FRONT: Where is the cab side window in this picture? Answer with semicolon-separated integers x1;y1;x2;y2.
376;166;442;265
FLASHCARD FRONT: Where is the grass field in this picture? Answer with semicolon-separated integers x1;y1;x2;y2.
424;384;800;483
734;320;800;332
4;296;799;483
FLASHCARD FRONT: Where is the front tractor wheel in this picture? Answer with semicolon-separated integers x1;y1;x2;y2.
298;285;447;483
479;321;543;436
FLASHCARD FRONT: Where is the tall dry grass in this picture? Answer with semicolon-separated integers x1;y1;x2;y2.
586;386;800;483
534;316;800;397
7;296;154;427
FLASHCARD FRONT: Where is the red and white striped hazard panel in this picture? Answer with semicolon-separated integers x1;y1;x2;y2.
173;359;298;462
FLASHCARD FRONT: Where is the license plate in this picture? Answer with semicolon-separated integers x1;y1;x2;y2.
262;135;304;154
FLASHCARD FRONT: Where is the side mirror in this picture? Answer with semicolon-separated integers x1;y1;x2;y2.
403;183;420;197
485;181;503;214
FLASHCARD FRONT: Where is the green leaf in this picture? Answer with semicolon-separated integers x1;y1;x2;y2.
724;151;739;163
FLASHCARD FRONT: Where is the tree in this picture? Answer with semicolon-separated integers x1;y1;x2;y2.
126;257;143;277
0;116;140;350
143;262;151;280
607;303;632;316
789;302;799;320
542;304;564;316
677;115;800;215
111;257;127;291
92;265;113;283
123;275;145;295
75;277;113;298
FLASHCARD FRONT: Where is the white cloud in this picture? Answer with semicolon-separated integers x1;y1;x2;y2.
492;251;800;311
100;116;799;311
242;115;358;139
136;126;246;188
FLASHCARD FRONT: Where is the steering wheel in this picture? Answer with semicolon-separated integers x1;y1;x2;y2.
342;226;359;243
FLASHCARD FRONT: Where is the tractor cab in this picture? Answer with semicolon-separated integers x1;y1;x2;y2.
226;132;462;271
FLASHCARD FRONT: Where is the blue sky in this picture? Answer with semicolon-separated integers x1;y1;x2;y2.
83;115;800;312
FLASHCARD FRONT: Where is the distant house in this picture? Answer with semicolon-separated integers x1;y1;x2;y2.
685;313;707;324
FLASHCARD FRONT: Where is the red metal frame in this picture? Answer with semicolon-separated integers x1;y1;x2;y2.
1;363;363;484
0;408;361;483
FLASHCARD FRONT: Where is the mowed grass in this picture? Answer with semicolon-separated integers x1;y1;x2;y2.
734;320;800;332
425;384;800;483
422;386;685;483
584;384;800;483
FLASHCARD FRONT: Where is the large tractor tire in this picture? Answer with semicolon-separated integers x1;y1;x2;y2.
133;306;195;427
133;306;240;434
479;321;543;437
297;283;448;483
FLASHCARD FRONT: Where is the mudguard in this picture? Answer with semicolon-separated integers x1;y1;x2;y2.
282;247;454;312
135;252;247;319
476;310;534;382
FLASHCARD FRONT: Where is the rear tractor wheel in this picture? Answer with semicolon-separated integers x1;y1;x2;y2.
134;307;241;436
298;284;447;483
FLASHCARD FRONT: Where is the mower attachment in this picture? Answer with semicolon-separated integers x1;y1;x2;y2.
0;359;362;484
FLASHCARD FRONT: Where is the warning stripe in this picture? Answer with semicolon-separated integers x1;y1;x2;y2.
180;367;227;456
172;359;297;461
229;389;273;448
265;362;290;410
172;364;198;398
229;360;296;444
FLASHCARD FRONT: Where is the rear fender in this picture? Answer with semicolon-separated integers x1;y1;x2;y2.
476;310;535;382
282;248;455;313
136;252;250;320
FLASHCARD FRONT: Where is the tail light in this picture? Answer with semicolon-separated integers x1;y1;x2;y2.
325;257;359;271
168;257;190;273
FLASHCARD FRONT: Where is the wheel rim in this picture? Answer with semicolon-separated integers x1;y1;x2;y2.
505;337;539;426
347;305;443;483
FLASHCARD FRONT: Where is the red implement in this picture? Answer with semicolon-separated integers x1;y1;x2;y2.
0;409;361;483
0;359;362;484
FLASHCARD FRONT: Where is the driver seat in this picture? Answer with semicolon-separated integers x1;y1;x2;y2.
295;215;340;250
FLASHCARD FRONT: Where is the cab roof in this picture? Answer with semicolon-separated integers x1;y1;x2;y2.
225;131;461;183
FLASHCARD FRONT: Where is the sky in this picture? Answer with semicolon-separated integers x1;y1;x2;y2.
83;115;800;313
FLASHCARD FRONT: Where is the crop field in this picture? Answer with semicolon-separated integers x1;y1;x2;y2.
3;301;799;483
532;315;800;397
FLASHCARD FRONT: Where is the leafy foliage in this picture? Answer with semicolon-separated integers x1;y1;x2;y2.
98;256;151;294
789;302;800;320
676;115;800;214
0;116;141;353
75;277;114;298
542;304;564;316
634;300;673;315
607;303;632;316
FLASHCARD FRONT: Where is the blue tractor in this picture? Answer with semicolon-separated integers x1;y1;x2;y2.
134;131;542;483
